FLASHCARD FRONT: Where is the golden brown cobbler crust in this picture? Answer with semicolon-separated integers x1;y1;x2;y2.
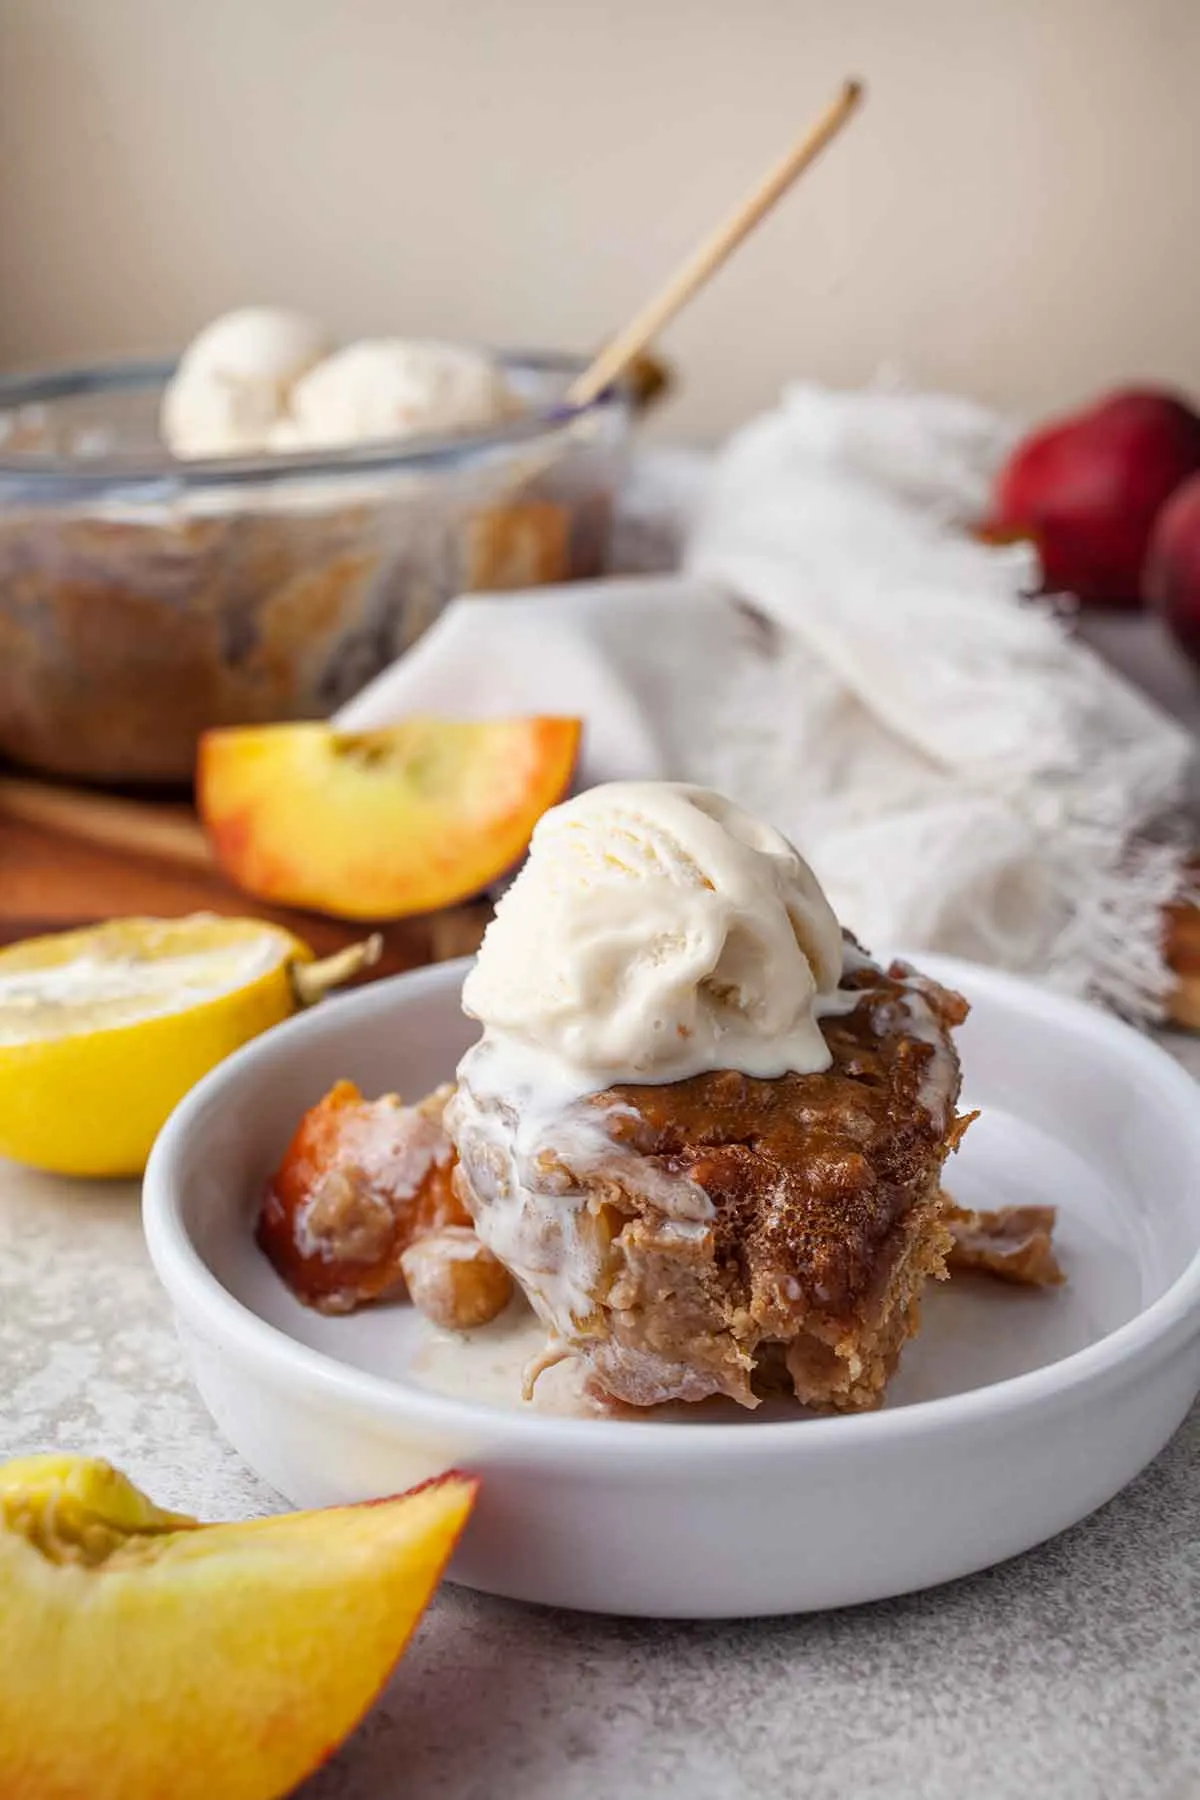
596;958;971;1325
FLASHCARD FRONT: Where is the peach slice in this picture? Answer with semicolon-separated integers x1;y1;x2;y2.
258;1079;469;1313
198;716;581;920
0;1453;476;1800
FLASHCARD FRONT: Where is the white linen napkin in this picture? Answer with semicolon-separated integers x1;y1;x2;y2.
337;383;1195;1022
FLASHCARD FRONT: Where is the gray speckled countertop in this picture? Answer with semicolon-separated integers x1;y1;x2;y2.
3;1036;1199;1800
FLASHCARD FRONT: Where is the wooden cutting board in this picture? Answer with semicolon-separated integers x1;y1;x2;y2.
0;812;491;974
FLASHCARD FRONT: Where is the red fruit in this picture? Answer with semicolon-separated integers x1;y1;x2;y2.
988;388;1200;609
1145;472;1200;664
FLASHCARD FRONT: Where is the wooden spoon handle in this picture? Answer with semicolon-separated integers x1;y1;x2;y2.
0;775;211;870
568;78;864;408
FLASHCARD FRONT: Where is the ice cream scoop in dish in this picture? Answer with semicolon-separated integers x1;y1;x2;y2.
267;338;521;453
457;783;846;1089
159;307;334;459
160;308;523;459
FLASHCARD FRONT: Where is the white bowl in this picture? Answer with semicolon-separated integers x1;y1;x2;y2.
143;956;1200;1619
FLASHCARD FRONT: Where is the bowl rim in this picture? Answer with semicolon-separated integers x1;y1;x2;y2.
143;953;1200;1465
0;348;629;491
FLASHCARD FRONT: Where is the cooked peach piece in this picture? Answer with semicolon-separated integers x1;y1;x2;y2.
0;1453;476;1800
401;1225;513;1330
258;1079;469;1312
197;716;582;919
946;1203;1065;1287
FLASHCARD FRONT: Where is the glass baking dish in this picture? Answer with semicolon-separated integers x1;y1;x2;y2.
0;352;629;783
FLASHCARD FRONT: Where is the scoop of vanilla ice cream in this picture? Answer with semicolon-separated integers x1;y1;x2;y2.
160;306;331;458
270;339;518;451
462;782;845;1091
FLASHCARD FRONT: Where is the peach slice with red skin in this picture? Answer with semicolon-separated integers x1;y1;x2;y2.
0;1453;476;1800
197;716;581;920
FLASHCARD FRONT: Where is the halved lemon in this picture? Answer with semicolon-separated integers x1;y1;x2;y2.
0;916;377;1178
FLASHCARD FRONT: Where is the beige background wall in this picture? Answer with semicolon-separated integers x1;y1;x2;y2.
1;0;1197;438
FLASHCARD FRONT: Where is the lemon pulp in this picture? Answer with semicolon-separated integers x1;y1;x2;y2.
0;920;289;1046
